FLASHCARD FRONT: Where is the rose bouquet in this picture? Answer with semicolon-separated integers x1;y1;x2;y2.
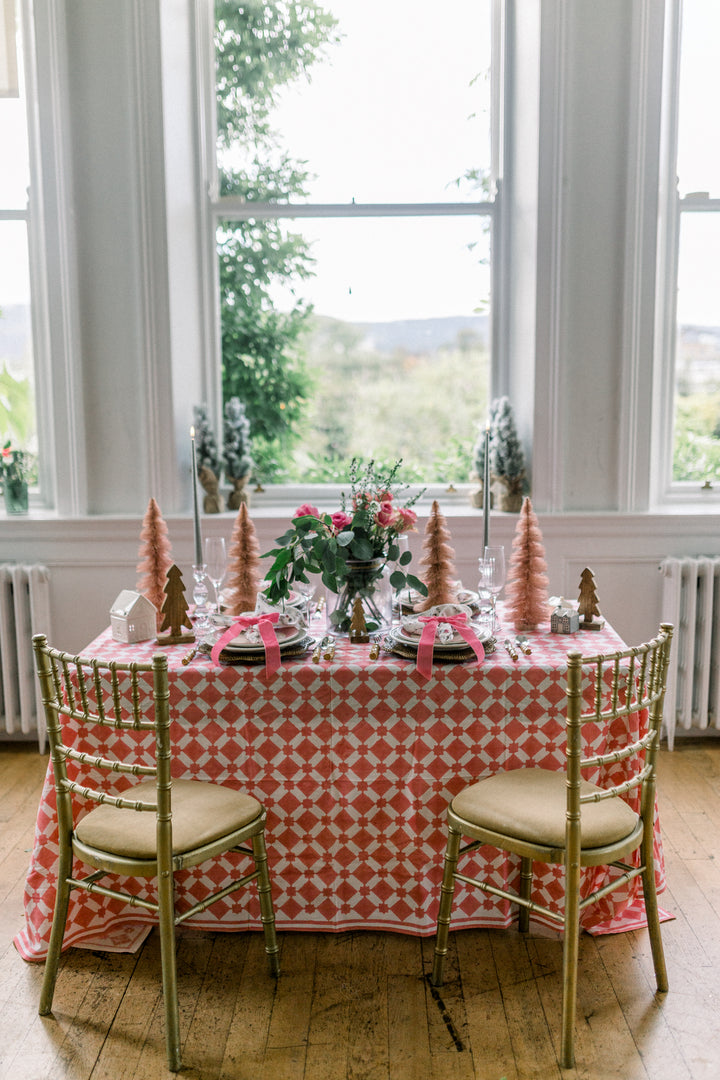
263;459;427;631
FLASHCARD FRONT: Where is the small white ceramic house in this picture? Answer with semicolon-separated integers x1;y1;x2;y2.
550;602;580;635
110;590;157;643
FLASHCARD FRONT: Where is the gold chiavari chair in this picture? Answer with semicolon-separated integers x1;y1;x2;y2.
430;623;673;1069
33;634;280;1073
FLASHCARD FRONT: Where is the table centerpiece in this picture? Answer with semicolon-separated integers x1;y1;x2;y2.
263;459;427;634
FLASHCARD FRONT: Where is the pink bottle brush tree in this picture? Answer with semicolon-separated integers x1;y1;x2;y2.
224;502;263;616
505;497;549;631
136;497;173;630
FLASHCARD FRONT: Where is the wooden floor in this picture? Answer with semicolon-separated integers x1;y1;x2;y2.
2;741;720;1080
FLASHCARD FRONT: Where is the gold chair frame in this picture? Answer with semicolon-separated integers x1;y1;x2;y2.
431;623;673;1069
33;634;280;1072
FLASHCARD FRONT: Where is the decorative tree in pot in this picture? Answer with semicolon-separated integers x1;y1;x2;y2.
489;396;526;512
193;404;225;513
223;397;253;510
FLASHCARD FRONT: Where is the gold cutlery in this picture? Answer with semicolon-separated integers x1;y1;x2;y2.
515;635;532;655
323;638;336;661
181;645;199;666
504;638;518;660
313;635;333;662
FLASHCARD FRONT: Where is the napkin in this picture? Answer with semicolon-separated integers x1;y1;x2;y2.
210;612;286;677
399;605;484;679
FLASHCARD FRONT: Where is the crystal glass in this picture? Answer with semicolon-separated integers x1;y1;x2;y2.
481;544;505;634
204;537;227;616
192;563;212;635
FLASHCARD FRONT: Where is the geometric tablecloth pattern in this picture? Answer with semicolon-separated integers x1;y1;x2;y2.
15;610;667;961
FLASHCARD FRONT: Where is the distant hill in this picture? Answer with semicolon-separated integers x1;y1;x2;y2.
349;315;489;354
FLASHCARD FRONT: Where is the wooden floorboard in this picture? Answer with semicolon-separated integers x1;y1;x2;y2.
2;739;720;1079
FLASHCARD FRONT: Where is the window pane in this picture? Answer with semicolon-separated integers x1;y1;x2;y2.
215;0;492;204
0;220;36;455
218;214;491;483
677;0;720;196
673;212;720;482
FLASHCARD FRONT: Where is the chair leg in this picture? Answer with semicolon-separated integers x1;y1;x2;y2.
39;845;73;1015
431;824;462;987
560;868;581;1071
641;828;668;993
157;868;182;1072
252;831;280;978
518;856;532;933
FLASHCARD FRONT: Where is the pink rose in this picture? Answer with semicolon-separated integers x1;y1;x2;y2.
330;511;353;533
395;506;418;531
375;500;395;528
293;503;321;519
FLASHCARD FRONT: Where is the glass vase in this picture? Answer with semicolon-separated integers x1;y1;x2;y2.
3;477;28;515
326;558;392;637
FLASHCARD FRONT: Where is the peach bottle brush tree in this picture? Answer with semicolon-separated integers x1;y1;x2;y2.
224;502;262;615
136;497;173;630
505;497;549;631
416;500;458;611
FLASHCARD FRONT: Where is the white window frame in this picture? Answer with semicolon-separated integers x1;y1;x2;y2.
193;0;507;506
653;0;720;506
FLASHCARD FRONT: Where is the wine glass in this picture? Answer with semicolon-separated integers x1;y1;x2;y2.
294;577;317;625
204;537;227;617
482;544;506;634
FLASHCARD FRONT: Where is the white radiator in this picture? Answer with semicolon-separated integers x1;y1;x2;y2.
0;564;51;751
660;556;720;750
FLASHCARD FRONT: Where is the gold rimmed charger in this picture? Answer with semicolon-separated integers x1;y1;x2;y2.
199;634;316;665
382;629;495;663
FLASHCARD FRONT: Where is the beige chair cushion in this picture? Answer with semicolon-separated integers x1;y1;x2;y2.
451;768;639;850
75;778;263;859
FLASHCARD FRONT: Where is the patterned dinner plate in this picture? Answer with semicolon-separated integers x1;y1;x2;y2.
394;624;493;652
200;634;316;665
383;629;495;661
207;623;306;653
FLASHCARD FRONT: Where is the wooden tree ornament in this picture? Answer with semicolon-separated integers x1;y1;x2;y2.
350;597;369;643
416;500;458;611
157;564;194;644
504;497;550;631
136;497;173;630
224;503;262;616
578;567;605;630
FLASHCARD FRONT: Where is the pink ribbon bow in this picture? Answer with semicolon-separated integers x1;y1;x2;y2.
210;612;281;679
416;613;485;679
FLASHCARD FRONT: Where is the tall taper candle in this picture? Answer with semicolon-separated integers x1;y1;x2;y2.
482;426;490;551
190;426;203;565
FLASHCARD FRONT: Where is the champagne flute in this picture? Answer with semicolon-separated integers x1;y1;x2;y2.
204;537;227;617
482;544;506;634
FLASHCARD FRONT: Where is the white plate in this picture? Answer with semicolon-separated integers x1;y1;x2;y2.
213;623;305;653
395;624;492;651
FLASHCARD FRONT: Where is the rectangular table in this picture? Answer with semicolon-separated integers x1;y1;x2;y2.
16;609;666;961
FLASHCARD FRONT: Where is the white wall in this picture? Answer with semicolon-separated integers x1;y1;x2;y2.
3;1;718;712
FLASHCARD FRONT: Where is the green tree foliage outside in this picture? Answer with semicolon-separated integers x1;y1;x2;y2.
673;392;720;482
214;1;339;479
214;2;489;485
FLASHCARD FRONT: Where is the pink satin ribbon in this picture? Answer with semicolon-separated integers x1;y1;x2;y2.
416;613;485;679
210;612;281;678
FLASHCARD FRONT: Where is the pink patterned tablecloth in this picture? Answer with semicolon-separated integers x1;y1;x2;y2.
15;609;667;961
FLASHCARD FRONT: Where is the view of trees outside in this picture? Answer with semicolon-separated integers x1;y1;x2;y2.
672;0;720;482
0;5;36;469
214;0;492;485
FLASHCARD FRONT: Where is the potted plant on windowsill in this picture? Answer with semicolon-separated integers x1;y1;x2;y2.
1;442;31;515
262;459;428;634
